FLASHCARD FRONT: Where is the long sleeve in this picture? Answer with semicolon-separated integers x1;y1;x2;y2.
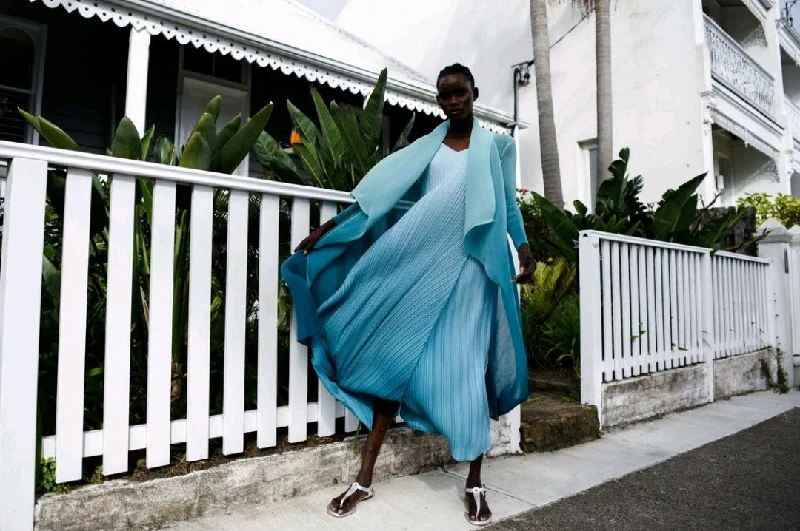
332;202;360;224
499;137;528;250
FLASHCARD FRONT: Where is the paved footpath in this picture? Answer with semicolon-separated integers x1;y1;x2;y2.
164;391;800;531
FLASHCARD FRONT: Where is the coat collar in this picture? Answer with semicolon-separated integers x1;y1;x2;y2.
351;117;496;235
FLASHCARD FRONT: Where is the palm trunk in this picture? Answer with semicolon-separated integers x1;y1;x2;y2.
530;0;564;209
595;0;613;181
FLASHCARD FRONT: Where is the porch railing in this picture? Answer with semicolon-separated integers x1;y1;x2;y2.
786;97;800;142
704;15;776;118
579;231;772;424
0;141;367;531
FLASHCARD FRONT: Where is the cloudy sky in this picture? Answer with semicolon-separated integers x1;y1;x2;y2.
295;0;347;20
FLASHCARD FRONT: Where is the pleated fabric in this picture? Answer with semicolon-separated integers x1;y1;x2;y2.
315;144;495;461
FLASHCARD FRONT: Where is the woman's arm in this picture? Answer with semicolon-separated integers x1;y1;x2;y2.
295;202;359;254
499;137;528;250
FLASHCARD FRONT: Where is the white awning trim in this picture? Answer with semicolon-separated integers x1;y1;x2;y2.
31;0;514;134
709;107;779;164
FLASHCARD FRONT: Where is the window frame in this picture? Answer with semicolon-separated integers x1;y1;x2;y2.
578;139;599;212
0;14;47;145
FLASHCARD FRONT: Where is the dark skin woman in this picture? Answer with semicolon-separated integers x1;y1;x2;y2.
296;68;535;525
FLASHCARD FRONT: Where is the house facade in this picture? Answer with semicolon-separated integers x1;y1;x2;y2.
333;0;800;207
0;0;517;180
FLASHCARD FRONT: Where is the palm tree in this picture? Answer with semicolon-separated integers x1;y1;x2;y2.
595;0;613;182
529;0;614;202
530;0;565;209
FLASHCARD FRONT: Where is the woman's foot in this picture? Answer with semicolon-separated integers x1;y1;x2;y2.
327;481;374;517
465;483;492;525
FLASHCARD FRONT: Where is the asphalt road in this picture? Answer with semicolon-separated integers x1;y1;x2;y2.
489;407;800;531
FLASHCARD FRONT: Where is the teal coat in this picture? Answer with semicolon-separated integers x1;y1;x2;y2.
282;118;529;419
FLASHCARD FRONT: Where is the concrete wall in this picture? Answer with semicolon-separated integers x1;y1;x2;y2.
714;349;774;399
603;350;781;428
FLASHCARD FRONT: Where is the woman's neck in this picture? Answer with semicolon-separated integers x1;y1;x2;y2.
448;116;473;138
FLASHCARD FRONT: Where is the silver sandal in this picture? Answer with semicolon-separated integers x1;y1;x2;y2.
327;481;374;518
464;485;493;526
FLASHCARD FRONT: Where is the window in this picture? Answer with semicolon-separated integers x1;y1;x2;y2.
182;45;245;85
580;140;599;210
0;16;46;144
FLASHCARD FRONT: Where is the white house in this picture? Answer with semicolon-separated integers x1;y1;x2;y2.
332;0;800;206
0;0;517;172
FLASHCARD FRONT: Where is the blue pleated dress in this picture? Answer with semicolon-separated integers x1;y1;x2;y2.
315;144;495;461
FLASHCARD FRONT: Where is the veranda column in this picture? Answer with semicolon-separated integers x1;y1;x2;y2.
758;219;795;388
125;27;151;133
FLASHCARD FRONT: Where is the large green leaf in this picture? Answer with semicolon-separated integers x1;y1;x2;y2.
254;132;307;185
311;88;344;167
141;125;155;160
19;109;80;151
189;112;217;154
202;96;222;125
287;101;320;146
211;114;242;166
42;255;61;313
532;192;579;262
217;104;273;175
393;113;416;152
652;174;706;239
153;136;178;166
179;132;212;171
330;102;370;175
360;68;387;144
110;117;143;160
293;142;326;188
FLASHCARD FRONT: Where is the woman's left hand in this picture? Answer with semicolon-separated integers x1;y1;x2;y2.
514;244;536;285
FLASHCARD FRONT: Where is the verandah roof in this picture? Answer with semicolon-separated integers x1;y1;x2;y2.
32;0;516;133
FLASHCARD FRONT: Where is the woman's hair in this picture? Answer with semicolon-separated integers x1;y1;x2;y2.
436;63;475;89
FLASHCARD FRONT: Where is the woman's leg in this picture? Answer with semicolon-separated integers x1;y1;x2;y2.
329;398;397;515
466;454;492;523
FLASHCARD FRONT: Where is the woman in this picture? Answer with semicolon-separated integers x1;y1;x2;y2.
282;63;535;526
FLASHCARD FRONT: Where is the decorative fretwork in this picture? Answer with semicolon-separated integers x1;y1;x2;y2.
705;16;775;118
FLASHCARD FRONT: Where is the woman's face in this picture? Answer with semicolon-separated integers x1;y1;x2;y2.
437;73;478;121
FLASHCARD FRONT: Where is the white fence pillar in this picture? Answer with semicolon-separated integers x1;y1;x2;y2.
758;219;795;388
788;226;800;382
701;250;715;402
0;158;48;531
579;232;603;424
125;27;151;133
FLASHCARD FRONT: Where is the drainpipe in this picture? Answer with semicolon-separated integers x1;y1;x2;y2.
512;60;534;188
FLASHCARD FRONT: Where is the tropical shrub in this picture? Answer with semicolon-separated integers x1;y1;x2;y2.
737;192;800;229
531;148;747;263
256;68;415;191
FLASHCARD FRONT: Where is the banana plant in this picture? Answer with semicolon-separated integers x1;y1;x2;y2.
20;96;274;424
256;68;416;191
531;147;747;263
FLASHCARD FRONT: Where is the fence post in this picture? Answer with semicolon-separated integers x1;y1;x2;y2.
701;250;715;403
758;219;795;388
0;158;48;531
788;226;800;383
579;232;603;425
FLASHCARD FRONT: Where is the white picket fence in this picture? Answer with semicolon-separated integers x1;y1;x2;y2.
0;142;366;530
579;230;773;419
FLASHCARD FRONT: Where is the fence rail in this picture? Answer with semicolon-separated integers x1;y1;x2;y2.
0;142;366;530
579;231;772;423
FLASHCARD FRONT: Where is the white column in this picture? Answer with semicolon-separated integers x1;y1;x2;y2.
789;225;800;383
125;27;151;134
701;250;716;402
579;232;603;425
0;158;48;531
758;219;795;388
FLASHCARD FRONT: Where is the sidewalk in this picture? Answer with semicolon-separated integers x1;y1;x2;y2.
163;391;800;531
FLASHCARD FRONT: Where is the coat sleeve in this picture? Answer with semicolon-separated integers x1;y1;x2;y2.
499;136;528;250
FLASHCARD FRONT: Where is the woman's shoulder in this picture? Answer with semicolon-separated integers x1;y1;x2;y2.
492;132;515;156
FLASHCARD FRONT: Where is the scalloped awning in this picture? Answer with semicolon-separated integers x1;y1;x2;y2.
32;0;517;133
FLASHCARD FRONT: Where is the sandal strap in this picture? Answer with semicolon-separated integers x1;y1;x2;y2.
339;481;373;508
465;485;487;517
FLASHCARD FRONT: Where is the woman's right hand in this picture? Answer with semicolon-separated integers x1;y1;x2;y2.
295;218;337;255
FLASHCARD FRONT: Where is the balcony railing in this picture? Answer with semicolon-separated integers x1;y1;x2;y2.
704;15;775;118
786;97;800;141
